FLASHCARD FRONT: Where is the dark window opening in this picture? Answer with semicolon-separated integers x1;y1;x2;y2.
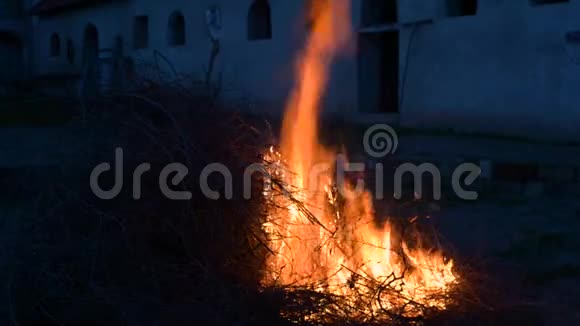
81;24;99;96
447;0;478;17
133;16;149;49
168;11;186;46
0;31;22;47
361;0;397;27
358;31;399;114
50;33;60;57
530;0;569;5
66;39;74;63
247;0;272;40
83;24;99;61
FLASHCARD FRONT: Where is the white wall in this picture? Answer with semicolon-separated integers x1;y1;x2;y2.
31;0;359;115
29;0;580;141
32;1;128;74
127;0;305;113
399;0;580;141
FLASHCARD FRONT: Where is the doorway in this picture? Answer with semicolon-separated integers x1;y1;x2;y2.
83;24;99;66
82;24;99;97
358;31;399;113
0;31;23;82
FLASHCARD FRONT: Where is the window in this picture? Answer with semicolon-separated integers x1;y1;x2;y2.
50;33;60;57
133;16;149;49
361;0;397;27
66;39;74;63
168;11;186;46
247;0;272;40
530;0;568;5
447;0;478;17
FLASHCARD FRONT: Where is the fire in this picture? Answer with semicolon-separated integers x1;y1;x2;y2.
261;1;456;319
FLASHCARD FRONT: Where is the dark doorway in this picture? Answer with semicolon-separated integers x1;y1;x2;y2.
83;24;99;67
358;31;399;113
361;0;398;27
0;31;23;82
447;0;478;17
112;36;125;90
66;39;75;63
0;31;22;47
82;24;99;97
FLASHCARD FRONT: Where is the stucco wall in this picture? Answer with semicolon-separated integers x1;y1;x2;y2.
29;0;580;141
32;2;128;74
128;0;304;113
400;0;580;141
31;0;359;116
128;0;357;116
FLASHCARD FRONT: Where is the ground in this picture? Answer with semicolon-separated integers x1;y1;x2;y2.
1;111;580;324
437;194;580;324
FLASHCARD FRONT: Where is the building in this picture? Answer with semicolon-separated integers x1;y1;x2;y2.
3;0;580;141
0;0;32;84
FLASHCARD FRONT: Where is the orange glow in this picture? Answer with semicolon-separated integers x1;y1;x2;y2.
262;1;456;318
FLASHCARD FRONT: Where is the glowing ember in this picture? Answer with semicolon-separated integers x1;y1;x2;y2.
261;1;456;320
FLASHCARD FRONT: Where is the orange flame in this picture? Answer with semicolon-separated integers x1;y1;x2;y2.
262;1;456;317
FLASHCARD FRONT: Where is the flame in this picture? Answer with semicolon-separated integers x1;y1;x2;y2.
262;1;456;318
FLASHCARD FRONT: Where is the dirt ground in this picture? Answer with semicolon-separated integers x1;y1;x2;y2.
2;119;580;324
435;192;580;324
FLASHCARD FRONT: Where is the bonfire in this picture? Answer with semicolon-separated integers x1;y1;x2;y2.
259;1;457;323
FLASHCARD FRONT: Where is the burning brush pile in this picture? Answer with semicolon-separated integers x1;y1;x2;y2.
260;144;458;323
255;2;459;324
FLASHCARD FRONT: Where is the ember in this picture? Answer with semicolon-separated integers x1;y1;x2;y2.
260;1;457;322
